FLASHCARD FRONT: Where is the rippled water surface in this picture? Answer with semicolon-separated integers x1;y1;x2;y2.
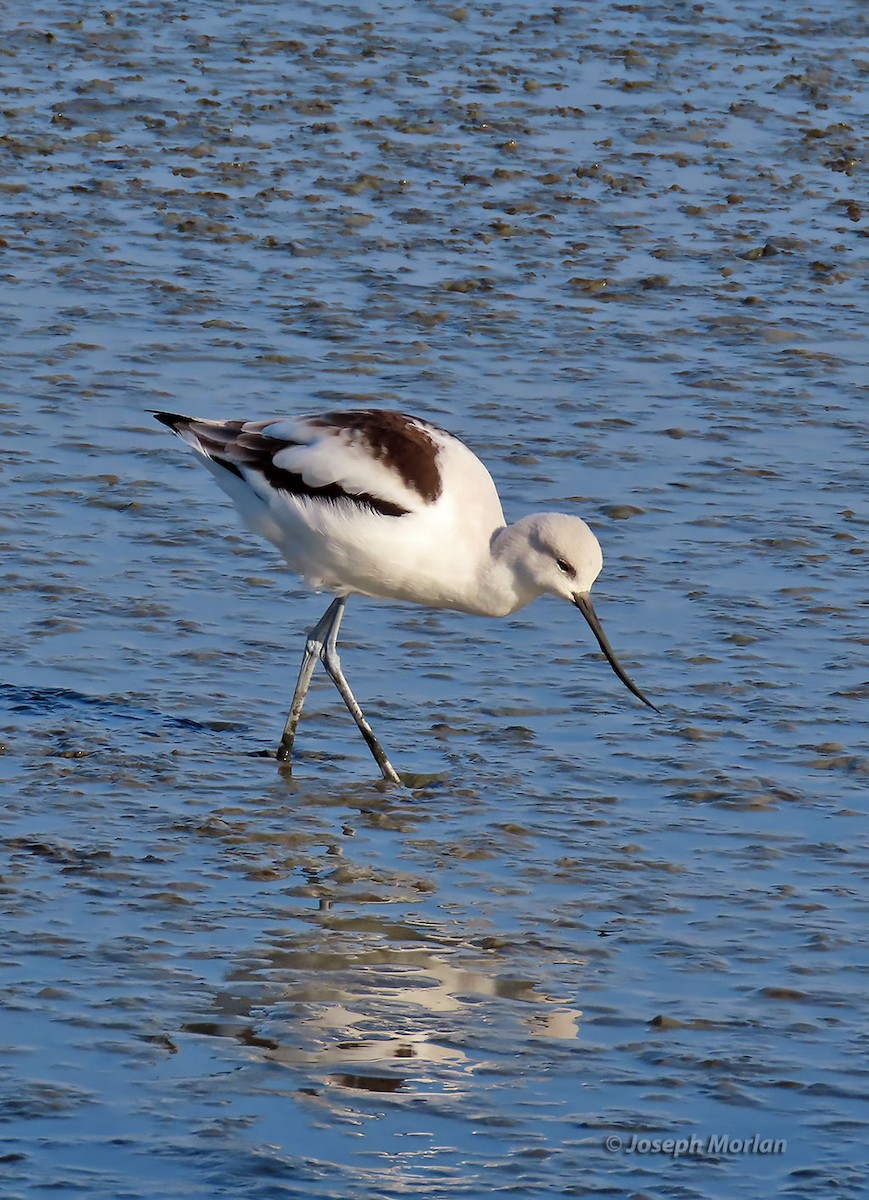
1;1;867;1196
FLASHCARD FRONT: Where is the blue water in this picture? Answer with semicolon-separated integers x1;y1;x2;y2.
1;1;867;1197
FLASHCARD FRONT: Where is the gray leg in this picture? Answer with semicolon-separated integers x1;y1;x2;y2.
320;598;401;784
276;597;343;764
276;597;401;784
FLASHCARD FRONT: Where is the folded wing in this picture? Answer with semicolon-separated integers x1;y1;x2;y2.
153;409;447;518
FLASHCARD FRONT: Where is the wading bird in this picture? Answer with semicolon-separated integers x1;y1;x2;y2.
155;408;656;782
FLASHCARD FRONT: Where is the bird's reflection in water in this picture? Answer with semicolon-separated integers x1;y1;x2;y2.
184;937;581;1096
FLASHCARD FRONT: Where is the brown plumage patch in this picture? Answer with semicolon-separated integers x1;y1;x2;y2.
312;409;444;504
154;411;411;518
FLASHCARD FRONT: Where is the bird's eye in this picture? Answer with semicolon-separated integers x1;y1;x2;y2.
555;558;574;576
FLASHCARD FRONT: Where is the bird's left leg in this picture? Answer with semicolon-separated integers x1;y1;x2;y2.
276;596;343;763
320;598;401;784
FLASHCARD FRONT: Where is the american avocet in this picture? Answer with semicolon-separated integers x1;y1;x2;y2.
154;409;656;782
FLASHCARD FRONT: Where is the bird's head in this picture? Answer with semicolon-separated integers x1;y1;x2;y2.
514;512;604;599
513;513;658;712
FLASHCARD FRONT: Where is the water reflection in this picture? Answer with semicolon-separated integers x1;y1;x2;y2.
186;930;581;1097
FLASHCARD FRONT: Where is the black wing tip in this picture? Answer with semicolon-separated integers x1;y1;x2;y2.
151;410;192;431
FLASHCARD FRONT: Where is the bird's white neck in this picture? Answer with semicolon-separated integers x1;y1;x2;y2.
472;522;546;617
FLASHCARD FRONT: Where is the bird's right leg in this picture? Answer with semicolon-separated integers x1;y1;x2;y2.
319;599;401;784
276;597;343;763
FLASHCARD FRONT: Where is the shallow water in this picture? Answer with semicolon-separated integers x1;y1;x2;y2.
1;1;867;1196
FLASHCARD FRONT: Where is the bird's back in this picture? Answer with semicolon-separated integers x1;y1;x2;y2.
156;408;507;610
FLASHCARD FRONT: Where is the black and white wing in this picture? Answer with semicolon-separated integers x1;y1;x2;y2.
153;409;447;518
